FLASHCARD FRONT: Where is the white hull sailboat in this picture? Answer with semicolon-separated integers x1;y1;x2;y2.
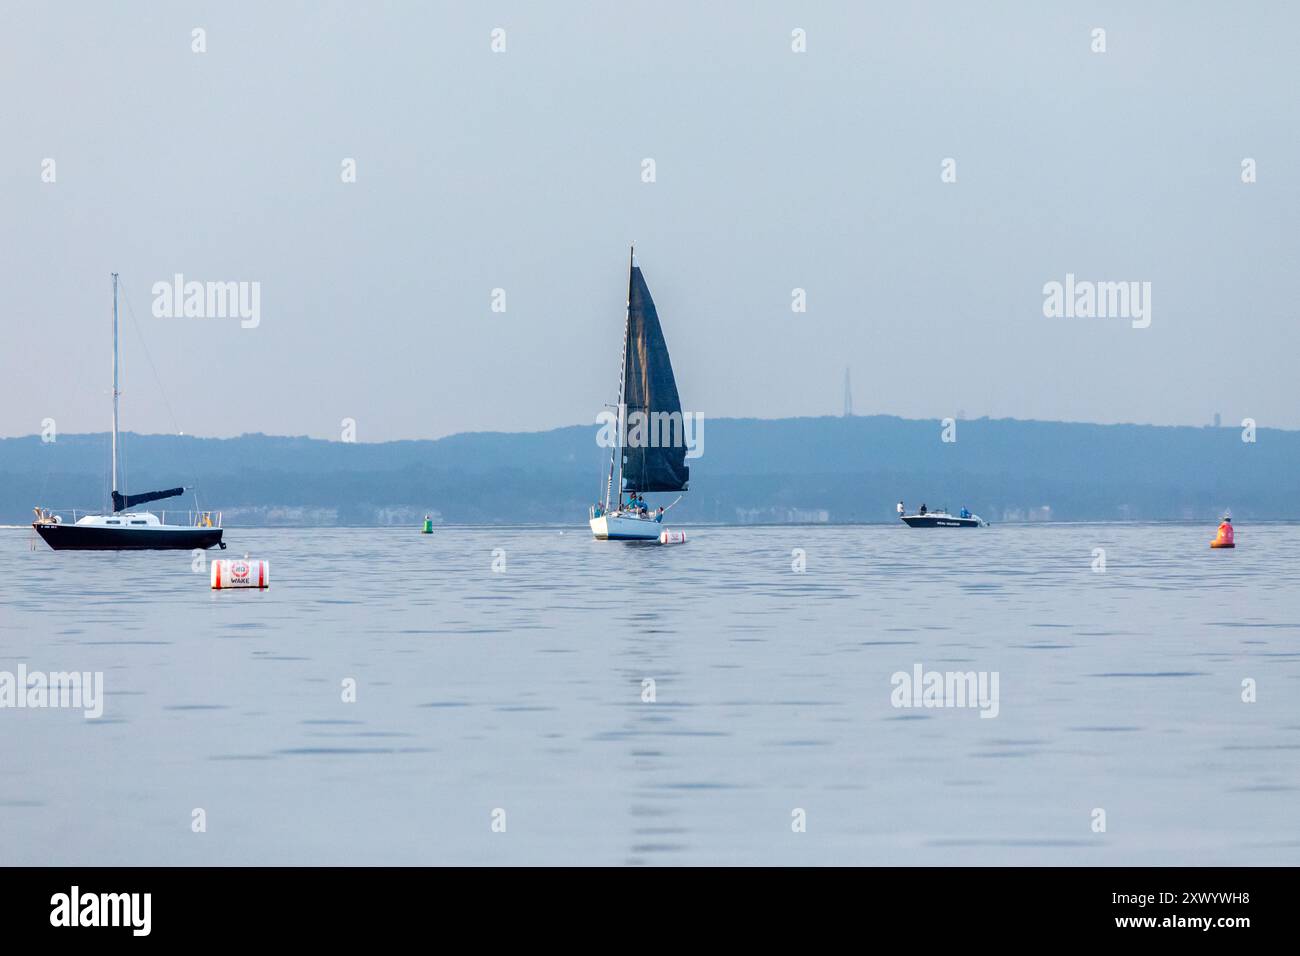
589;248;690;540
589;512;662;542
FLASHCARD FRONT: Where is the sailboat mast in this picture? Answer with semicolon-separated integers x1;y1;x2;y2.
111;272;120;503
611;245;634;511
603;247;634;515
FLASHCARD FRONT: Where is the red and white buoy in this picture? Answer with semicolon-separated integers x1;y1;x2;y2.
211;557;270;589
659;530;687;545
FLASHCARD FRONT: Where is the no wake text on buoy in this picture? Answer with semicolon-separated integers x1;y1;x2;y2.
211;558;270;589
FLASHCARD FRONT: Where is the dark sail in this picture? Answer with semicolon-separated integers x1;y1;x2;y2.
622;261;690;493
112;487;184;512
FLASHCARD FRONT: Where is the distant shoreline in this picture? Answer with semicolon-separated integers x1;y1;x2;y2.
5;416;1296;524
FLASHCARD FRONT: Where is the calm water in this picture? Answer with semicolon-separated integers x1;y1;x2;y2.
2;522;1298;866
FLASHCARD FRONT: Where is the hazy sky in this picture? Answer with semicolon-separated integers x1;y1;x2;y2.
3;2;1297;440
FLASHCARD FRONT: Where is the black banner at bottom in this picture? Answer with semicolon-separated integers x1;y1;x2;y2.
0;866;1283;942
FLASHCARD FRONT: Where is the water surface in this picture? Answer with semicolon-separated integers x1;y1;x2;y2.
1;522;1296;865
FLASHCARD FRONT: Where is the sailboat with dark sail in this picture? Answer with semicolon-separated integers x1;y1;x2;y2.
32;274;225;551
590;248;690;540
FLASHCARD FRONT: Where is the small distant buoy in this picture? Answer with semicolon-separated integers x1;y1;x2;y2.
1211;517;1235;549
211;558;270;589
421;515;433;534
659;530;687;545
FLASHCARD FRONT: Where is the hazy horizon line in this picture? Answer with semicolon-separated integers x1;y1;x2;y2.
0;410;1276;445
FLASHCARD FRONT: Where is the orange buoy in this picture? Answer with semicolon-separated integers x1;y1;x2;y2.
1210;517;1235;549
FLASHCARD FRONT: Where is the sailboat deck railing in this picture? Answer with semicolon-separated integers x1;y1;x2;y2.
34;509;223;528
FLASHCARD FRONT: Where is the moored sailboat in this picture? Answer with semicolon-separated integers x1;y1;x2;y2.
32;274;224;551
589;249;690;540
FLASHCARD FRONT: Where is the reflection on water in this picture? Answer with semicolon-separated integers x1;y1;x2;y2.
1;522;1299;865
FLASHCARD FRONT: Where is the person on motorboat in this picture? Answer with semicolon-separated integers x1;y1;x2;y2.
655;506;664;523
897;501;905;518
959;507;970;519
919;503;927;516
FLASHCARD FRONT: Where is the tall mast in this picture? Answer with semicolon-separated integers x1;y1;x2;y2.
111;272;120;504
615;245;634;509
603;246;634;512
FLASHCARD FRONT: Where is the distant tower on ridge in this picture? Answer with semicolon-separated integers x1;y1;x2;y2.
843;367;853;417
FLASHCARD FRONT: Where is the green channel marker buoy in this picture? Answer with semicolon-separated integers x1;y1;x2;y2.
421;515;433;534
